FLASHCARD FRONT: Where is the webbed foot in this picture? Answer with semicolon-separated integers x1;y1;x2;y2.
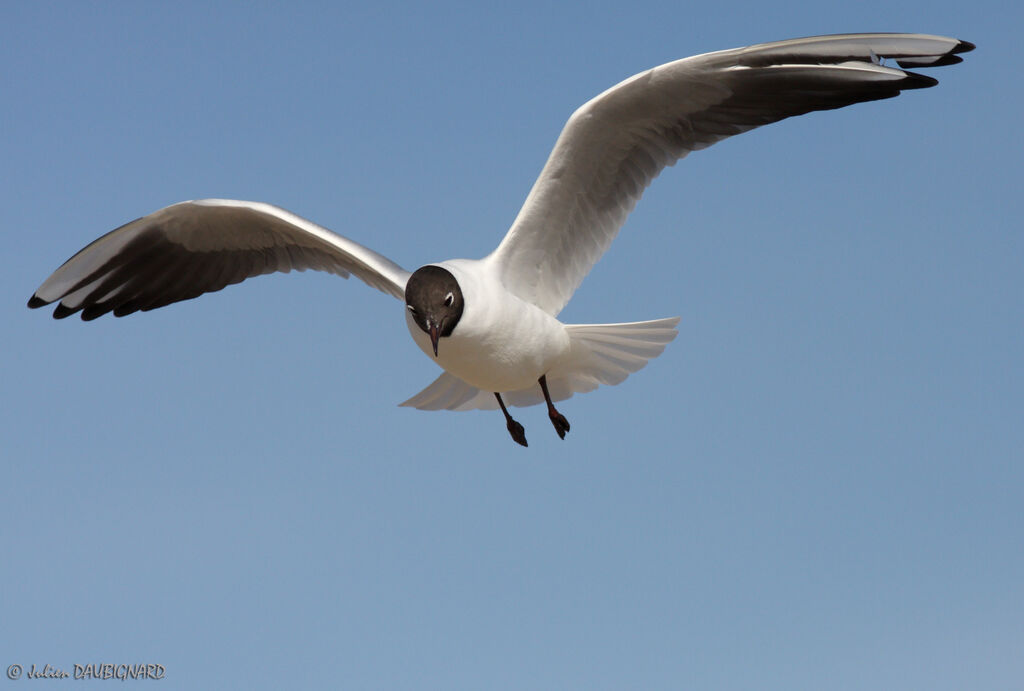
548;410;570;440
507;419;528;447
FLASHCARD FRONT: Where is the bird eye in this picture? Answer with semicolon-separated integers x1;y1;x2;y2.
444;292;454;307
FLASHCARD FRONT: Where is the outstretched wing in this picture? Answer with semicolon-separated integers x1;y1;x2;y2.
28;199;411;320
487;33;974;316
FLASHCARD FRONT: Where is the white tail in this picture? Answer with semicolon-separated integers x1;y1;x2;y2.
400;317;679;411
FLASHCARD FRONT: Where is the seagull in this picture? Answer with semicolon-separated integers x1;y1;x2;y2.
28;33;973;446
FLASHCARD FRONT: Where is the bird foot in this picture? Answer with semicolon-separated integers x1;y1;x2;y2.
507;419;528;447
548;410;570;440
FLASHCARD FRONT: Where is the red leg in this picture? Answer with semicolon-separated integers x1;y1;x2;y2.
538;375;570;440
495;392;527;447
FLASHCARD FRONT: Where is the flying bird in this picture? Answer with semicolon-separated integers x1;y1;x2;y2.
28;33;973;446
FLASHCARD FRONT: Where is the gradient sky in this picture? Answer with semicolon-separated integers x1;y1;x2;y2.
3;2;1020;689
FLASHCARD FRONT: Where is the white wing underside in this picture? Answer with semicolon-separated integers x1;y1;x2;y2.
29;199;410;320
487;33;973;316
401;317;680;410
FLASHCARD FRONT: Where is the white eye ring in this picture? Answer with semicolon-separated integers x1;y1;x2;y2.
406;304;416;313
444;292;454;307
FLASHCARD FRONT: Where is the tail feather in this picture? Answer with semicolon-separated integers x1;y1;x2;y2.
398;371;498;411
400;317;679;411
563;317;680;387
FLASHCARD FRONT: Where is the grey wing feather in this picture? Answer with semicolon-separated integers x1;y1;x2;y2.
28;199;411;320
488;33;974;316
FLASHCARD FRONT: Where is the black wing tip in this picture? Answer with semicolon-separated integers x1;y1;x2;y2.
113;302;141;318
28;294;85;319
81;304;112;321
894;39;974;69
954;39;976;54
52;303;83;320
29;294;124;320
900;72;939;90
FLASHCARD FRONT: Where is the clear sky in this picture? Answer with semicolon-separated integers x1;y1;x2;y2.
2;1;1020;689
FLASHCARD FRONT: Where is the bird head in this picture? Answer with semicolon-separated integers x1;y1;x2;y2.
404;265;464;357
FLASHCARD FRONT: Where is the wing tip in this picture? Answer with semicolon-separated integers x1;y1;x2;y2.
954;39;976;54
900;71;939;90
52;303;79;320
894;37;974;68
81;304;113;321
27;295;48;309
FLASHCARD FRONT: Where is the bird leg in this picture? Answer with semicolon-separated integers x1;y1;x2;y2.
538;374;570;439
495;392;527;447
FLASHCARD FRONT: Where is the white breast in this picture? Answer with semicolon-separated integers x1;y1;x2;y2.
405;258;571;393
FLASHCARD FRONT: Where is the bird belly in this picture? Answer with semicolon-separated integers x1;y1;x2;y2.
405;291;570;393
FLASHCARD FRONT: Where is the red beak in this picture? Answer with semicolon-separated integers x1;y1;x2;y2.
429;322;440;357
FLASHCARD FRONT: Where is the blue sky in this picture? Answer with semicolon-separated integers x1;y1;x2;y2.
2;1;1020;689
